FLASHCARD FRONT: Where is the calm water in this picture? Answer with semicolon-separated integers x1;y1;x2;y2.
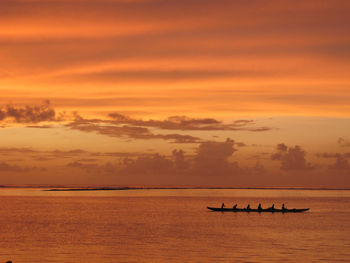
0;189;350;262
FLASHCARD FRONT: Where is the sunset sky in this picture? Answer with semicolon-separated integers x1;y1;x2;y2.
0;0;349;187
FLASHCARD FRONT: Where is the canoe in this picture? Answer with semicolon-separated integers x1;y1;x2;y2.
207;206;309;213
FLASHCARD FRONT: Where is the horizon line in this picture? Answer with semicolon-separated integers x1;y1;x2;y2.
1;185;350;191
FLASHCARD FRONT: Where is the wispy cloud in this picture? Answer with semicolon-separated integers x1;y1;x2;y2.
0;146;158;162
0;101;272;142
108;113;271;132
1;0;350;118
65;113;272;143
66;121;201;143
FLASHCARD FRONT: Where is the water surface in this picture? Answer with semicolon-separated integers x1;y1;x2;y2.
0;189;349;262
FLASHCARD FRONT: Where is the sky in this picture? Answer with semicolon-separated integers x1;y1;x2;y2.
0;0;350;187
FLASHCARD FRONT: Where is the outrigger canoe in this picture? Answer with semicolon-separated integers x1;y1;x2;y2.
207;207;309;213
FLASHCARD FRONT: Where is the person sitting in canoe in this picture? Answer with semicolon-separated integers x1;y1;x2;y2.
233;204;237;210
271;204;275;209
282;203;286;211
258;203;262;211
221;203;225;209
246;204;250;210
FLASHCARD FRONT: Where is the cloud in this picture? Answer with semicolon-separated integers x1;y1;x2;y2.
66;120;201;143
90;151;151;158
0;147;87;155
0;161;44;172
64;138;241;177
108;113;272;132
0;100;68;124
193;138;239;176
120;138;240;177
1;102;218;144
49;149;87;157
277;143;288;152
67;153;178;176
0;147;90;163
55;69;276;84
34;156;55;161
271;144;314;170
0;147;37;155
1;0;350;120
66;161;117;174
123;153;173;174
26;125;54;128
172;149;189;170
123;138;240;176
0;162;25;172
0;146;156;162
0;100;56;123
329;156;350;170
316;152;350;158
248;152;270;160
338;137;350;147
195;138;236;165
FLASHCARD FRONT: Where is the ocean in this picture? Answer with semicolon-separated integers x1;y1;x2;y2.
0;188;349;262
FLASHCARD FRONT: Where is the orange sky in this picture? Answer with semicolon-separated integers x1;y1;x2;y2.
0;0;350;187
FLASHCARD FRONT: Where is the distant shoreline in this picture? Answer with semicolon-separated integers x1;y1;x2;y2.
44;187;350;191
1;185;350;191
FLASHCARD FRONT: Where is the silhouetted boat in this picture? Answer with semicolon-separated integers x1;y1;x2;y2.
207;206;309;213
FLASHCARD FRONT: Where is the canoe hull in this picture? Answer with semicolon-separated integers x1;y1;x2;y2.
207;207;309;213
